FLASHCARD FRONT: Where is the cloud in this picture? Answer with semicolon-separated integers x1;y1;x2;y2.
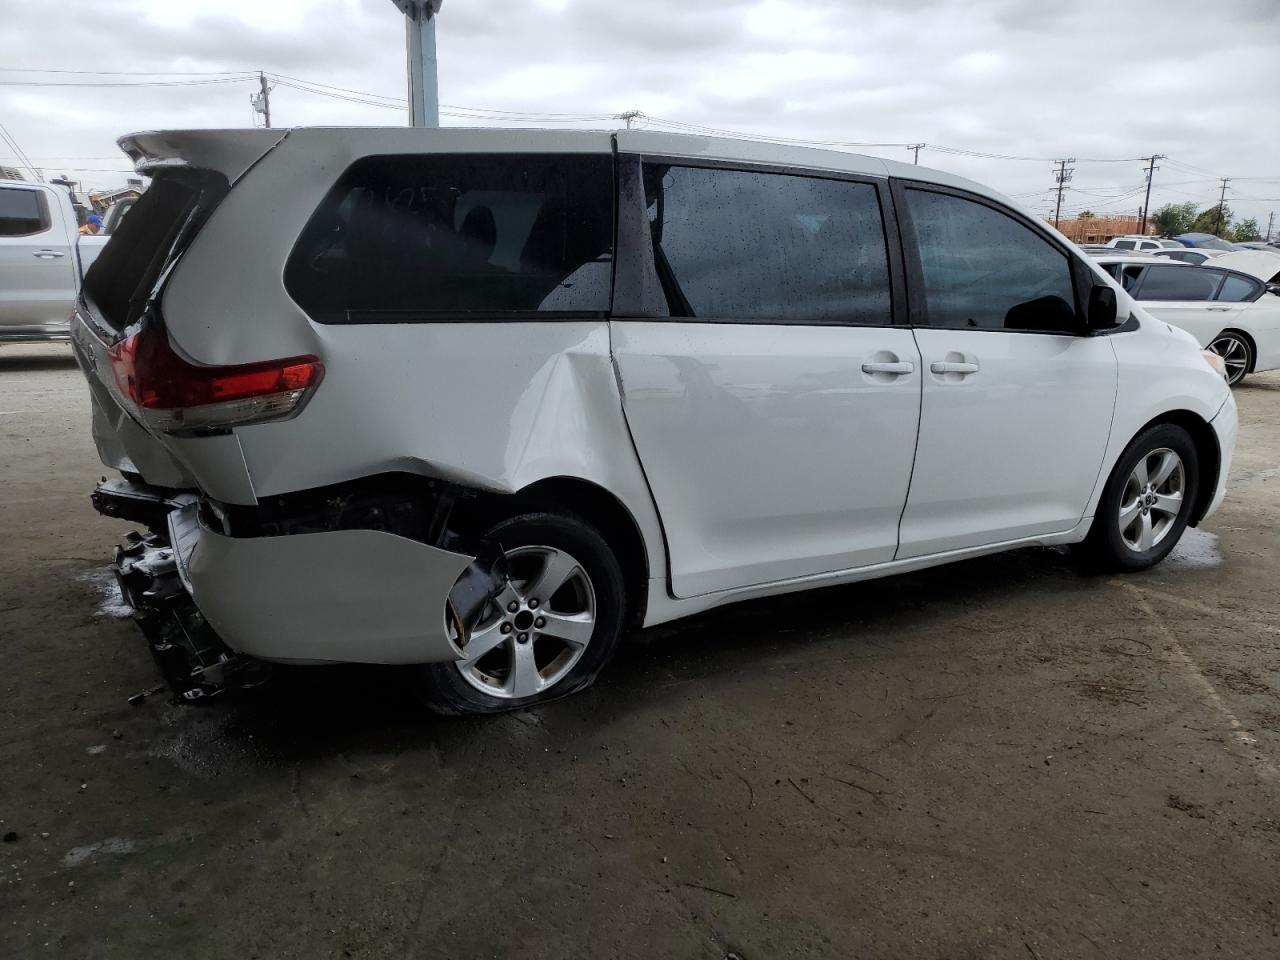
0;0;1276;223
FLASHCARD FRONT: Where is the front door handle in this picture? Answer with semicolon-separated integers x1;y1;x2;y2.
861;361;915;375
1206;306;1232;312
930;361;980;375
33;250;66;259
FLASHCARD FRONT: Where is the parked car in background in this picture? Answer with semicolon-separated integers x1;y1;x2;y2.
1150;248;1226;265
1;180;108;343
73;127;1236;714
1097;253;1280;385
1234;241;1280;254
1107;235;1183;252
1212;251;1280;292
1174;232;1238;251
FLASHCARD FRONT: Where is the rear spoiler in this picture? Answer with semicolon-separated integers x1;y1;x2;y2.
118;129;290;184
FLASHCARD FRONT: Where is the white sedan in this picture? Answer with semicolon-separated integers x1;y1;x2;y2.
1096;254;1280;385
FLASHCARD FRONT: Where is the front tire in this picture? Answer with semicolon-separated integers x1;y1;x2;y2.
1079;423;1199;572
416;511;627;715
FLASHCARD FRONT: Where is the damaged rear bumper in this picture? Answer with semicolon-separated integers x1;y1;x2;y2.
169;503;475;665
95;477;492;697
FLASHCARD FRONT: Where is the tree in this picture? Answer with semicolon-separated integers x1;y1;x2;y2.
1151;201;1197;237
1077;210;1095;219
1231;217;1261;242
1191;204;1233;237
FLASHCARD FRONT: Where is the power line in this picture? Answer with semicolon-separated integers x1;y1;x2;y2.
0;66;254;76
0;76;252;87
0;121;39;180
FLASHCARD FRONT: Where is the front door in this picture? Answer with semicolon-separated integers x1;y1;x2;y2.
894;185;1118;559
613;161;921;598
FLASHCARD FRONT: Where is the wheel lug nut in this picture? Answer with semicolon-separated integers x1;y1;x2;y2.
506;601;518;613
500;623;512;634
528;599;539;609
534;616;546;628
517;632;529;644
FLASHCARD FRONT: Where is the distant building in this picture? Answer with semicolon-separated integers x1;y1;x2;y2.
1050;214;1154;244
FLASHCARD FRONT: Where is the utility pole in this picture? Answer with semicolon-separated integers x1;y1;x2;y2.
257;71;272;128
392;0;443;128
1267;211;1275;242
908;143;924;165
1138;153;1163;235
1052;158;1075;230
1216;178;1230;237
616;110;641;129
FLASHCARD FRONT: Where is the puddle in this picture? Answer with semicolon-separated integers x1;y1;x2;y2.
1166;528;1223;569
76;568;134;619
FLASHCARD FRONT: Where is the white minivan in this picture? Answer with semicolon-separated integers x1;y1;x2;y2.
73;128;1236;714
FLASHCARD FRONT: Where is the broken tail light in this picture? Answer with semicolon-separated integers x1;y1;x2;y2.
108;324;323;434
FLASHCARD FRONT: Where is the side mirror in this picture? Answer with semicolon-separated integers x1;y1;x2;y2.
1266;283;1280;297
1086;284;1119;331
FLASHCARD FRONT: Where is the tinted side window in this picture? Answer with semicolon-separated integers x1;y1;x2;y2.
1135;265;1222;301
285;154;614;323
642;164;891;324
905;189;1077;332
1112;239;1136;250
0;187;49;237
1217;274;1259;302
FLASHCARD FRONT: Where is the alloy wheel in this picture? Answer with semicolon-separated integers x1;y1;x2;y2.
453;545;596;699
1208;334;1250;385
1118;447;1185;553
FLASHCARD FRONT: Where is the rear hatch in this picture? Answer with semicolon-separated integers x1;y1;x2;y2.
72;130;287;488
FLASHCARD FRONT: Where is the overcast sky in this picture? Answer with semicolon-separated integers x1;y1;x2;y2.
2;0;1277;230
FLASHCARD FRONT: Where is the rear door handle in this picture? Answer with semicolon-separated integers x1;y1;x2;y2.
861;361;915;375
33;250;66;259
930;361;980;375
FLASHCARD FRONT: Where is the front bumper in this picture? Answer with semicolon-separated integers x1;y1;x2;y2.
1203;393;1238;522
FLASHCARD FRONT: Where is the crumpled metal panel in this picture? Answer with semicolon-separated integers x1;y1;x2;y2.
171;505;475;664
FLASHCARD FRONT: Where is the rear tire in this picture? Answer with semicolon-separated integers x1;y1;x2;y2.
1208;331;1252;386
415;511;626;715
1078;423;1199;572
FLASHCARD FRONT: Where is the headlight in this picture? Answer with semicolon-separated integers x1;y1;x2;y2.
1202;350;1227;380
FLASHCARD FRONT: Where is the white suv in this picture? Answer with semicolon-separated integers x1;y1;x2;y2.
73;128;1236;714
1106;235;1182;253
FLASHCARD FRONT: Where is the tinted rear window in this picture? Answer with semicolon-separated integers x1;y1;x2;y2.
284;154;614;323
1135;265;1221;301
642;163;892;324
1217;274;1259;302
0;186;49;237
83;172;227;331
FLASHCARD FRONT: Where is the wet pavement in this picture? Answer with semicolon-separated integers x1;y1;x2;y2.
2;343;1279;959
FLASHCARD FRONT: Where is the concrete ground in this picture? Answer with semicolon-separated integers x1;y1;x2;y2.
1;342;1278;959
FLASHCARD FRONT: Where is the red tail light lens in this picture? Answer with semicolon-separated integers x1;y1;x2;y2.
107;325;323;433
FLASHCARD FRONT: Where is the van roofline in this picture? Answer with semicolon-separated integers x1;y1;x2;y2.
118;125;1024;220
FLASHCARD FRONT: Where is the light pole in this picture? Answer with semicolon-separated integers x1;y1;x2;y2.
391;0;443;128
